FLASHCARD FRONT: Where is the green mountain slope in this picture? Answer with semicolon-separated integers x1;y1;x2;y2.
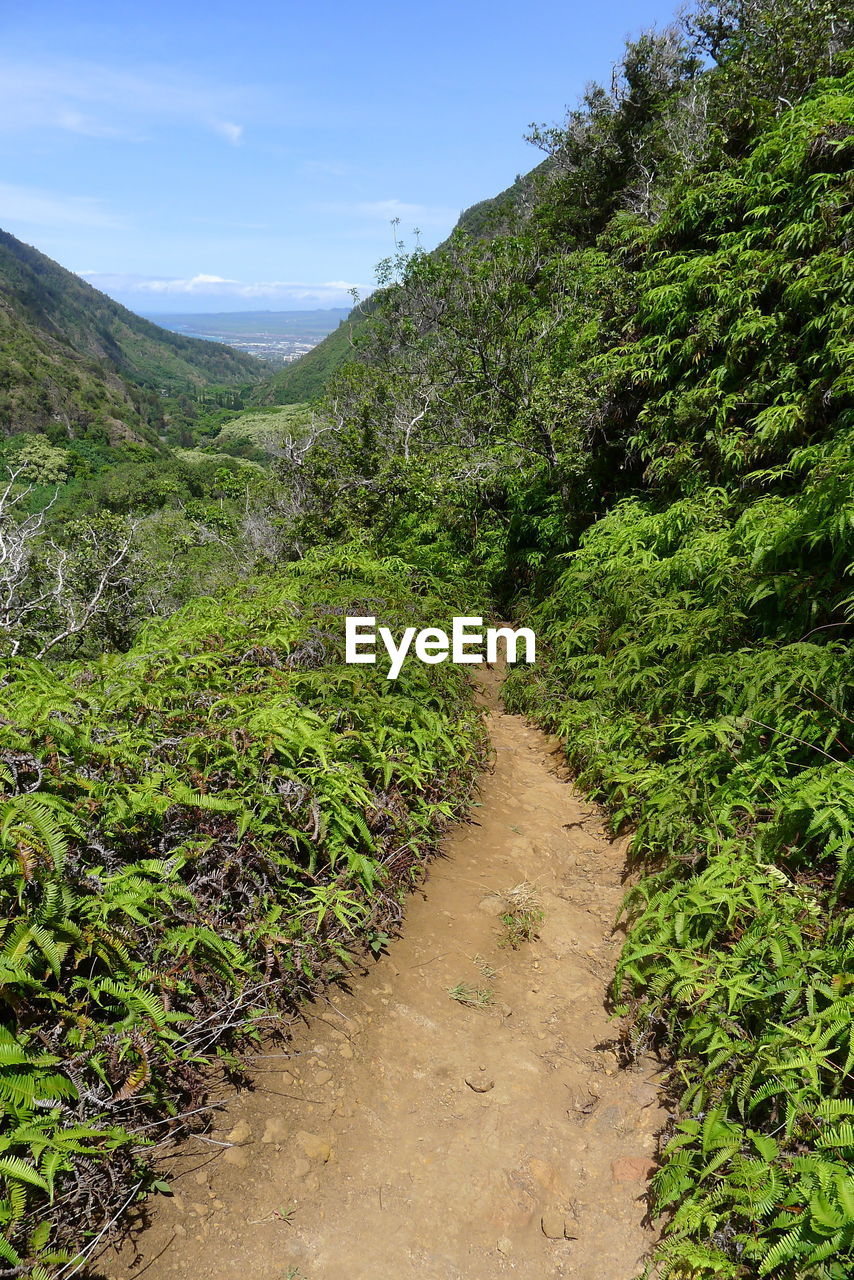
0;229;266;442
454;160;550;238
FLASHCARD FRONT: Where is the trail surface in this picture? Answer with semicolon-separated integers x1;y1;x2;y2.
106;668;663;1280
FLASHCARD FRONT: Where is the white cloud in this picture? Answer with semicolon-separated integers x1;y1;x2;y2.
211;120;244;146
0;182;121;230
0;58;249;146
136;273;242;290
321;197;457;229
55;109;129;139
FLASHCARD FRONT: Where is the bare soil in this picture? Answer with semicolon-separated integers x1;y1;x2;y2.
102;666;664;1280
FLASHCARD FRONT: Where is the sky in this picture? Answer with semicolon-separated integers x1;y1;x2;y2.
1;0;680;314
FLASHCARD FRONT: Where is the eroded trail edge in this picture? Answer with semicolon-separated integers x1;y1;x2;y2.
107;668;664;1280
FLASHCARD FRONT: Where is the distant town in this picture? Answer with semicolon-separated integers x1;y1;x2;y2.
145;308;350;364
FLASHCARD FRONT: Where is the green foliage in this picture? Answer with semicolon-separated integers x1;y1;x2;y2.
5;437;71;486
505;479;854;1273
204;404;314;460
502;71;854;1280
3;3;853;1276
689;0;853;150
0;547;486;1271
616;74;854;495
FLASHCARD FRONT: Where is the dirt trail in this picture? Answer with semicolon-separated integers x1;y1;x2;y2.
105;667;663;1280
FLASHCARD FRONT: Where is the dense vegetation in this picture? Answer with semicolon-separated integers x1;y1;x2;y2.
2;0;853;1274
256;4;852;1275
0;550;485;1273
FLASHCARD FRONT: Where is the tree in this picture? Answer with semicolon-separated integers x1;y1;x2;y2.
0;469;135;659
9;435;71;486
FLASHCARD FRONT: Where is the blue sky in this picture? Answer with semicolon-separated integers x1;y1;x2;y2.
1;0;679;313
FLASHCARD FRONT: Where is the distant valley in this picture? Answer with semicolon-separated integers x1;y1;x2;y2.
144;307;350;364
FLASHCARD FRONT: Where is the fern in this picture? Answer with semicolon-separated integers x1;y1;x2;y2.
0;552;487;1270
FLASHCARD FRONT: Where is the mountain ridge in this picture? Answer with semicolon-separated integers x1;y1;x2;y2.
0;228;266;445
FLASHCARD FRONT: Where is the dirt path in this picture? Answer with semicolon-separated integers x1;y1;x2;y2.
104;668;663;1280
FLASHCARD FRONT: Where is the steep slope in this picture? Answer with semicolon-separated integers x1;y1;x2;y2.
0;229;265;442
454;159;550;239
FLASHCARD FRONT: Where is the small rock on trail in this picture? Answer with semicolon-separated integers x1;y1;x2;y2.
104;664;664;1280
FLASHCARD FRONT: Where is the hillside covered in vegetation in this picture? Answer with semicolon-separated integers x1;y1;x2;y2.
260;2;854;1275
0;229;265;445
1;0;854;1275
249;313;359;405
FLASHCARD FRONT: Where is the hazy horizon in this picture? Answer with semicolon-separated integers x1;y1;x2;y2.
140;305;352;317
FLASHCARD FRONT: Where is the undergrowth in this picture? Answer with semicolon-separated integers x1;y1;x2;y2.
3;12;853;1280
0;544;486;1276
506;75;854;1279
498;882;544;949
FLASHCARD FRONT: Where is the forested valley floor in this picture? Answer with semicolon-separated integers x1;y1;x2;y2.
1;2;853;1277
